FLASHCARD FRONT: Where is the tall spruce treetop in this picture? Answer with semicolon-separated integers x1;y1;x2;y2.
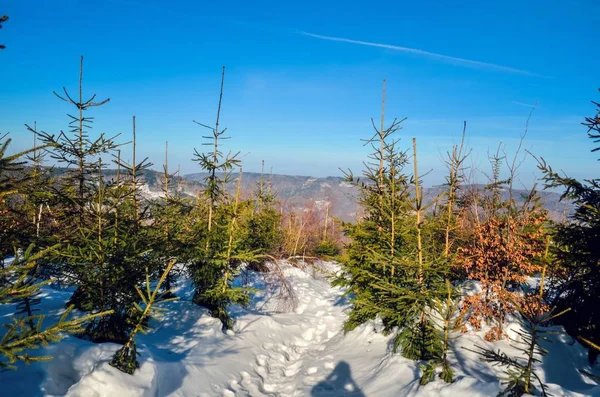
112;115;153;226
32;56;118;229
193;66;241;239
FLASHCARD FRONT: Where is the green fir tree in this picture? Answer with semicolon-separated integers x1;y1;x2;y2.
335;82;449;361
536;90;600;363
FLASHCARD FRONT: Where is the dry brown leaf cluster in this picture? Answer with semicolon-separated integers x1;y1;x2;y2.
457;211;548;341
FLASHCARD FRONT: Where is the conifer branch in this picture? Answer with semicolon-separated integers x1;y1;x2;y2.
110;259;177;374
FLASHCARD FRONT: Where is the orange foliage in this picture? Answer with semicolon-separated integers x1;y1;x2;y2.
457;211;547;341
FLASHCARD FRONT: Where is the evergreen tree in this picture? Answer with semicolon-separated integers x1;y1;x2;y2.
441;123;470;260
0;137;110;369
23;122;58;248
0;132;53;328
239;161;282;266
0;123;60;275
110;259;177;374
468;307;567;396
536;90;600;363
0;136;30;258
419;280;465;385
34;56;117;234
188;67;256;330
33;59;158;342
64;117;156;342
146;141;186;296
334;82;448;360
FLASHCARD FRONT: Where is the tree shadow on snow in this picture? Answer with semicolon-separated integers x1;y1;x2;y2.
452;342;498;384
0;360;48;397
139;299;244;396
311;361;366;397
334;292;352;307
540;329;600;394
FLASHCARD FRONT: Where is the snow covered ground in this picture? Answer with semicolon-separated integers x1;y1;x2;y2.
1;261;599;396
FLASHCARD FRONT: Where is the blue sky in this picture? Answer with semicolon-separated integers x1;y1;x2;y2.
1;0;598;186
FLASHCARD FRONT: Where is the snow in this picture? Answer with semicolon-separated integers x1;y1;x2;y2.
1;262;599;396
139;184;165;199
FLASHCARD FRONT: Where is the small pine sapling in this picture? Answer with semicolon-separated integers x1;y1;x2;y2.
0;135;52;258
239;160;282;264
152;141;183;295
442;122;470;258
419;280;466;385
395;138;446;361
0;112;112;370
110;259;177;374
467;306;568;397
190;67;264;330
194;169;259;330
0;246;111;369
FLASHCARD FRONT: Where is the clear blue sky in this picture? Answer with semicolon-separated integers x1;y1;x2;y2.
1;0;598;186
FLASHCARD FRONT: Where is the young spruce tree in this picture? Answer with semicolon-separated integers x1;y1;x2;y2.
335;81;448;361
0;136;110;369
188;67;256;330
536;90;600;363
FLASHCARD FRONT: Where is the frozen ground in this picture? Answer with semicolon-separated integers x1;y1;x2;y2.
1;261;599;396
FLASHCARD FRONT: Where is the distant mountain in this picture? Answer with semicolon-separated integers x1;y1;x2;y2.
42;167;573;222
182;172;573;222
184;172;359;221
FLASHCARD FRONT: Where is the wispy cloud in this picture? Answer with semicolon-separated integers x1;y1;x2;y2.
511;101;539;108
300;31;548;78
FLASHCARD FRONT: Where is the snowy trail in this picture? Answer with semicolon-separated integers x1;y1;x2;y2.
1;262;599;396
228;271;348;396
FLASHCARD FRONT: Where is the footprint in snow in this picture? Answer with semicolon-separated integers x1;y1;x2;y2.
228;379;240;391
284;360;304;377
255;354;268;367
